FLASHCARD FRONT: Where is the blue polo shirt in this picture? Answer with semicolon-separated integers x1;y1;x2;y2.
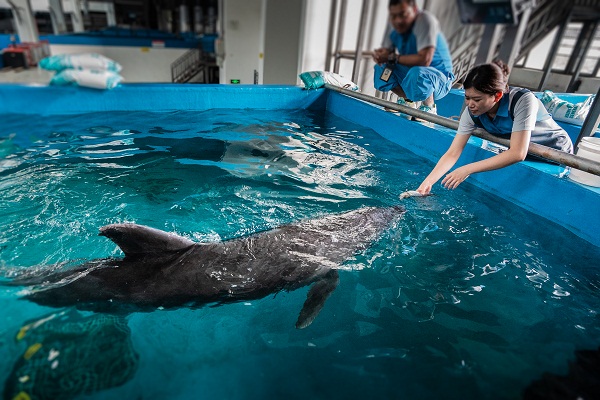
388;11;453;76
469;93;514;136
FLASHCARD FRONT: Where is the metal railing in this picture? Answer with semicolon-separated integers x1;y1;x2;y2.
325;0;381;85
446;24;484;86
171;47;203;83
518;0;572;58
322;0;598;95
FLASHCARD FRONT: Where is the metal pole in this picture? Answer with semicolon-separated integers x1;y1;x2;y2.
474;24;502;65
567;20;598;93
48;0;67;34
497;6;533;69
324;84;600;177
360;0;379;90
564;23;585;75
537;10;572;91
7;0;39;43
333;0;348;73
351;0;369;83
592;56;600;78
324;0;338;72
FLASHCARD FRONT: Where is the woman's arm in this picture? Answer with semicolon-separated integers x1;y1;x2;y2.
441;130;531;189
417;133;470;194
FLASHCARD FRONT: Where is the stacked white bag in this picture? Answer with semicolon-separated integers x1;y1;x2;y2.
39;53;123;89
540;90;595;126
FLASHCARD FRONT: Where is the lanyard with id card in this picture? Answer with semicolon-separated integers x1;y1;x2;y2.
380;51;397;82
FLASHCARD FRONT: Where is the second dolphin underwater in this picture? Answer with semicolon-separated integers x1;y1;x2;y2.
9;206;405;328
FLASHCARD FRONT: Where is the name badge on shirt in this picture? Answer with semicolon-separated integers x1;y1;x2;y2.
380;53;396;82
380;67;393;82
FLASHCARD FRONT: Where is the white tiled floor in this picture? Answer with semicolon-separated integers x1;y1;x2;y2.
0;67;54;84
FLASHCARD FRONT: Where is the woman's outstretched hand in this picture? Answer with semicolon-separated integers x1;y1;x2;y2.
399;181;433;199
441;166;471;189
416;181;432;195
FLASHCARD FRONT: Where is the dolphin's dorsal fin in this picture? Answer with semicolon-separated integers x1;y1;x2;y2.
99;224;195;257
296;269;339;329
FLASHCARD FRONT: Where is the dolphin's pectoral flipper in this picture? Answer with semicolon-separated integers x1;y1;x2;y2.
295;269;340;329
99;224;196;257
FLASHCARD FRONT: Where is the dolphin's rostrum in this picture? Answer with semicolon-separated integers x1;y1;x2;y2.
12;206;405;328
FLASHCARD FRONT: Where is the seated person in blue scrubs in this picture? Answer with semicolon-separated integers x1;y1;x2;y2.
372;0;454;118
415;60;574;195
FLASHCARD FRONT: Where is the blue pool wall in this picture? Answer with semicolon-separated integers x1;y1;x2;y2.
1;83;598;248
0;83;326;115
0;84;326;115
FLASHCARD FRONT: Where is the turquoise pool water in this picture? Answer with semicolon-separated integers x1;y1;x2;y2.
0;109;599;399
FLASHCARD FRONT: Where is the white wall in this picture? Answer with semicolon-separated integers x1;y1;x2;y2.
50;44;188;82
220;0;264;84
263;0;304;85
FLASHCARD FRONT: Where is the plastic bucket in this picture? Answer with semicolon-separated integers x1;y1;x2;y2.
568;136;600;187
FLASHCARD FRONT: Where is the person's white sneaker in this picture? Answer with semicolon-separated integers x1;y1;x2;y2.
415;103;437;125
397;97;420;119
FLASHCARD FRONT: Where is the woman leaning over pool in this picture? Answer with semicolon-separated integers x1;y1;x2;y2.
415;60;573;195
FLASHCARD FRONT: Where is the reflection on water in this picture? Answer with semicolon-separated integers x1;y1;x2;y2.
0;109;599;399
1;114;373;182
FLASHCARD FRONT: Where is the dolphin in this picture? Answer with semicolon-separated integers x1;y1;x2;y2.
9;206;405;328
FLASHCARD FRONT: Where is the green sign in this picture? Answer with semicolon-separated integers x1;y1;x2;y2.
230;79;241;84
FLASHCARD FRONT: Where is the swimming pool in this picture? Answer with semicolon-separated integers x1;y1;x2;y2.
1;84;599;399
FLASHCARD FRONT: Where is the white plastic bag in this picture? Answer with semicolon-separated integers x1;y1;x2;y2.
49;69;123;89
540;90;594;126
40;53;122;73
299;71;359;91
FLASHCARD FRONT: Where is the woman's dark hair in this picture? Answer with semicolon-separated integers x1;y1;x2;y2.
463;59;510;94
389;0;415;6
